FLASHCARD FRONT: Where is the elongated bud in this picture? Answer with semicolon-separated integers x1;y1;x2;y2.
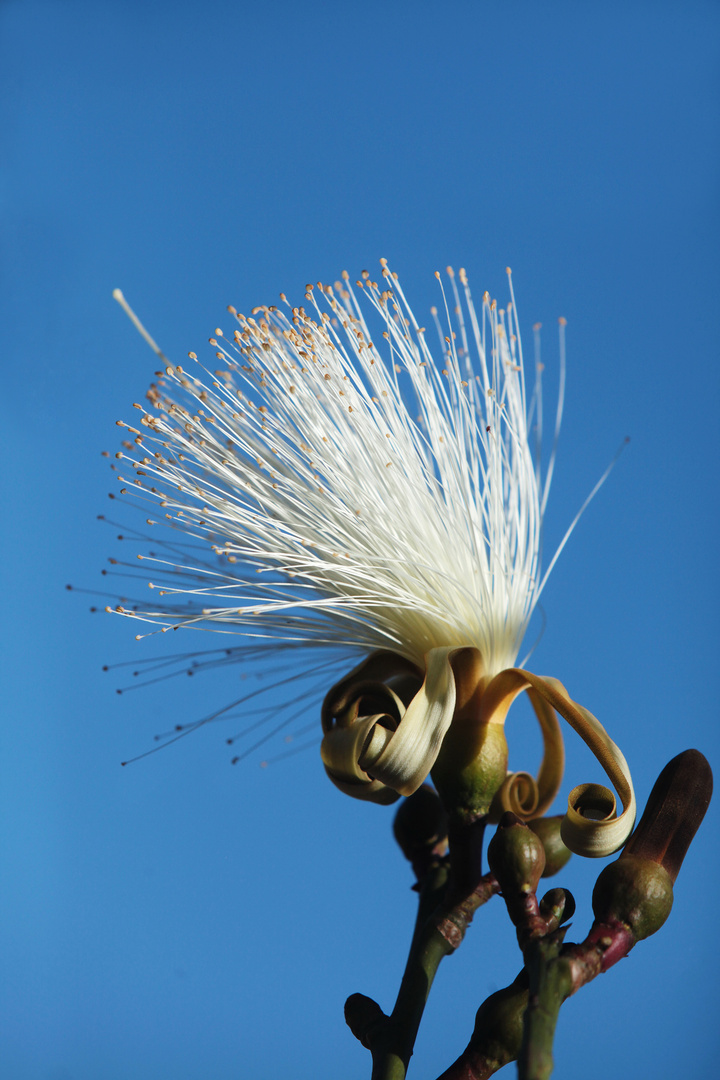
487;812;546;896
592;750;713;941
393;784;449;862
528;815;572;877
622;749;713;882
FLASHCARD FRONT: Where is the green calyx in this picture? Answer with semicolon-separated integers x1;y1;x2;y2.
431;720;509;823
592;855;674;940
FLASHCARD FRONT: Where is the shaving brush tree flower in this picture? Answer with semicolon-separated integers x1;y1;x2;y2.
111;262;633;853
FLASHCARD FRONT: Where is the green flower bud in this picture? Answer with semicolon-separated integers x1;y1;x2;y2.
592;855;674;940
487;812;546;896
528;815;572;877
467;974;529;1070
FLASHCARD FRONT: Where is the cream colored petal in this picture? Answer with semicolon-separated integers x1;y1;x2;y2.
320;651;422;734
320;713;401;804
516;671;636;857
321;647;483;802
478;667;634;856
480;671;565;823
364;646;460;796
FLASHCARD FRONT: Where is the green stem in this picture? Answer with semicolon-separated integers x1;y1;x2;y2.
435;972;529;1080
517;938;572;1080
410;860;450;950
370;920;455;1080
368;872;500;1079
346;819;498;1080
345;864;455;1080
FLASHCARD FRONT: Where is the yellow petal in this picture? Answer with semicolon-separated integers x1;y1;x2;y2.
481;674;565;822
483;668;635;857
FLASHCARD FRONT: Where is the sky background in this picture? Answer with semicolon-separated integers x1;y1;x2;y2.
1;1;719;1078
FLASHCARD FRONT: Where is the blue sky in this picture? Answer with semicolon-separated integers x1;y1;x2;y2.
1;2;719;1078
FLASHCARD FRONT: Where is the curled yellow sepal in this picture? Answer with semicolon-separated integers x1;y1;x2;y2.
481;668;636;857
481;678;564;822
320;647;483;804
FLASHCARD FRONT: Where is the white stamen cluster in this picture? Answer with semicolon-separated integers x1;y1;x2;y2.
113;262;563;678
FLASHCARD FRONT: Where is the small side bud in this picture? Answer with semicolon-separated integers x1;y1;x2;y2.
539;887;575;927
344;993;387;1049
463;972;529;1073
393;784;449;863
487;812;546;896
528;815;572;877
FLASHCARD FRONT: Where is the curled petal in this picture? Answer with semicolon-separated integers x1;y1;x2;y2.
483;668;635;857
321;651;422;732
482;674;565;823
321;651;419;803
492;771;541;819
320;647;484;802
320;714;401;805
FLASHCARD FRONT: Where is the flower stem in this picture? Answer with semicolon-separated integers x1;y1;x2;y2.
517;936;572;1080
372;918;456;1080
434;972;529;1080
345;820;499;1079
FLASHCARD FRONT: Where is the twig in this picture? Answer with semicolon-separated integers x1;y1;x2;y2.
345;817;499;1079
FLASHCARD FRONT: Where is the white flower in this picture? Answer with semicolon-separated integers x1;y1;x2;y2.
111;262;635;854
114;264;557;675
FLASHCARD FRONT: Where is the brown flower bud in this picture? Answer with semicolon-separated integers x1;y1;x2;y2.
592;750;712;942
623;749;713;883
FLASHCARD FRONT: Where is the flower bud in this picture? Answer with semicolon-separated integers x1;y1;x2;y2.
592;750;712;942
539;886;576;926
528;815;572;877
622;749;713;883
344;993;386;1049
595;751;712;946
592;856;673;940
392;784;449;862
465;973;529;1072
487;812;546;896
